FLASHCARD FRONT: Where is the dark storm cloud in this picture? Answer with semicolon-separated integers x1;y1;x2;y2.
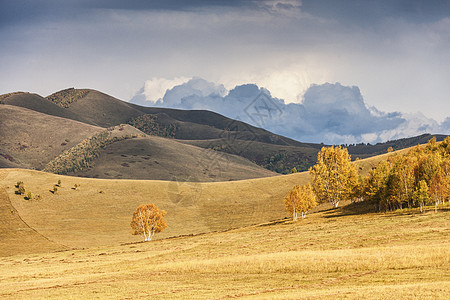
301;0;450;26
88;0;255;11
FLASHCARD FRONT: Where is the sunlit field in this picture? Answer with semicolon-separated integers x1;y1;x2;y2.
0;202;448;299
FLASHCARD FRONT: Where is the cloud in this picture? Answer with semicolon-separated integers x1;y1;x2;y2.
130;78;449;144
130;77;192;106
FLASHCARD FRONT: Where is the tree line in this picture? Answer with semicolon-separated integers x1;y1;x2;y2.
284;137;450;221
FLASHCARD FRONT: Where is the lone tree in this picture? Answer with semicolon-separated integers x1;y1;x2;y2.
284;184;317;221
130;204;167;241
309;146;358;208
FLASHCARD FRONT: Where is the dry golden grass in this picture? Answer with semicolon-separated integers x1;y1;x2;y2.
0;168;310;251
0;147;428;253
0;205;448;299
0;148;448;298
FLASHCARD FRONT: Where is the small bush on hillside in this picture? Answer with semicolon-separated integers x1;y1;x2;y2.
25;191;33;200
127;114;177;138
51;185;58;194
15;181;25;195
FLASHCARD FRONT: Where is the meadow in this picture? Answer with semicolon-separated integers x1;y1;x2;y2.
0;203;448;299
0;150;449;299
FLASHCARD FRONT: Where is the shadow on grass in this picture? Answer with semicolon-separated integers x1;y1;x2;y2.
323;201;377;218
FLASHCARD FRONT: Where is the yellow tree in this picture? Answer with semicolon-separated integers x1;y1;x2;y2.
412;180;429;213
429;170;447;213
388;154;417;208
309;146;358;208
284;184;317;221
364;160;391;209
130;204;167;241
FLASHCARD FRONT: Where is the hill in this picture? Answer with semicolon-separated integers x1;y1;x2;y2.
0;167;311;250
2;88;447;175
0;148;398;253
0;186;64;256
0;105;103;169
0;105;275;181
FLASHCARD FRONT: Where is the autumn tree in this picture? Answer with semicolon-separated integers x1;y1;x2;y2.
412;180;429;213
130;204;167;241
309;146;358;208
284;184;317;221
386;154;417;209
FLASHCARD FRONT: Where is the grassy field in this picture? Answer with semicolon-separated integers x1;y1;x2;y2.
0;168;309;251
0;149;448;298
0;203;448;299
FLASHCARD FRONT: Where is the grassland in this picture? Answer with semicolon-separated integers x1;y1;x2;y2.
0;203;448;299
0;150;448;299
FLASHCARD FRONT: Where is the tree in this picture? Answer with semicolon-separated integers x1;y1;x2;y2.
284;184;317;221
130;204;167;241
364;160;391;208
412;180;429;213
15;181;25;195
388;154;417;209
291;167;298;173
309;146;358;208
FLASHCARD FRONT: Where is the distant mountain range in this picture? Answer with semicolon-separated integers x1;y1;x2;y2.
0;88;447;180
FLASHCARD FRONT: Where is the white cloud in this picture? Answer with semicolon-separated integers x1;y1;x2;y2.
143;77;192;103
128;79;447;145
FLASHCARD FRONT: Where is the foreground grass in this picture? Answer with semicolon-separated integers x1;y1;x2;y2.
0;205;448;299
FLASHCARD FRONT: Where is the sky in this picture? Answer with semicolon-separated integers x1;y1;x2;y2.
1;0;450;144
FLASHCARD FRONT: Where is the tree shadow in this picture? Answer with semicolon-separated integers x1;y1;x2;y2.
322;201;377;218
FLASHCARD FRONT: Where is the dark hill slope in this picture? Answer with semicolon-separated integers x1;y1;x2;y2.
44;89;307;147
0;92;93;125
0;105;103;169
68;135;277;181
46;89;144;127
347;134;449;159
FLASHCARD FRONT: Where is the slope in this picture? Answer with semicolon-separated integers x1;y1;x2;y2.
0;147;394;254
0;185;64;256
0;92;94;125
0;145;429;257
0;204;447;299
0;168;309;250
0;105;104;169
68;135;277;181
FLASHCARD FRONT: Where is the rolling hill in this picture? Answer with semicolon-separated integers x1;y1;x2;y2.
0;105;275;181
0;149;390;254
1;88;447;177
0;105;103;170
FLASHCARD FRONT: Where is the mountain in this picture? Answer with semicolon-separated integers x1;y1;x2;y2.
0;103;275;181
1;88;447;177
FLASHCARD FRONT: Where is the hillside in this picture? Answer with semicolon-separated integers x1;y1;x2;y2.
0;105;275;181
0;189;447;298
0;149;396;253
0;168;308;250
0;149;448;298
68;136;277;181
0;105;103;169
2;88;447;175
0;186;65;256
